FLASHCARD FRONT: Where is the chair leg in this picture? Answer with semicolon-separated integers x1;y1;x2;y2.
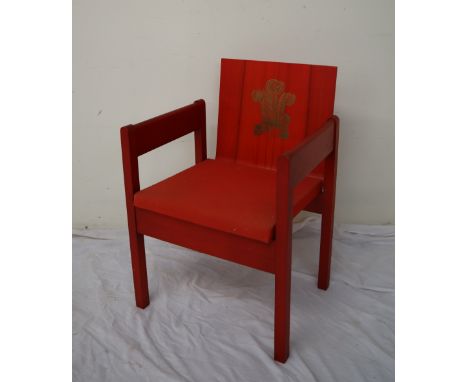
128;229;150;308
274;251;292;363
318;203;334;290
317;150;337;290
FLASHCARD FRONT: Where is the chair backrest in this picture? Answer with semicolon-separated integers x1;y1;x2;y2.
216;58;337;176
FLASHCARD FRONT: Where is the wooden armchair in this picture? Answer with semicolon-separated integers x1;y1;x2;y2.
120;58;339;363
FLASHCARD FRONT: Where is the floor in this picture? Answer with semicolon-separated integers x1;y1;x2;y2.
73;216;394;382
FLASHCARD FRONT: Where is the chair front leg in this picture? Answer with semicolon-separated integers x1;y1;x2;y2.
121;126;150;309
274;154;293;363
128;227;150;308
274;235;292;363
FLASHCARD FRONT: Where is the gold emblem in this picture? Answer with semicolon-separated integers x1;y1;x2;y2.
251;79;296;139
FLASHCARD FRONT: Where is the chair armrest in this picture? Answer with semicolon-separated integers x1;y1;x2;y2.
121;99;206;157
275;115;339;228
120;99;206;197
278;116;339;189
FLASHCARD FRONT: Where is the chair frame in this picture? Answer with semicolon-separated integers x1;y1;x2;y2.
121;99;339;363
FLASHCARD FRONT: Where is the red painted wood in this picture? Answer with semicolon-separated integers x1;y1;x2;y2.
216;58;337;176
120;99;205;308
216;59;245;160
282;118;335;187
129;100;206;157
120;59;339;363
304;193;323;214
133;159;322;243
120;127;149;308
272;117;338;362
194;100;207;163
318;116;340;290
274;154;293;363
135;208;275;274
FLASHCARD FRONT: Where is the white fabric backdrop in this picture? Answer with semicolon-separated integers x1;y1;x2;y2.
73;216;394;381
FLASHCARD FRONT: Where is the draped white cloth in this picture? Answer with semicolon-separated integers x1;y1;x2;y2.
73;216;394;381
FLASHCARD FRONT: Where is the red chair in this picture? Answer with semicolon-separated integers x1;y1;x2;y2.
121;58;339;363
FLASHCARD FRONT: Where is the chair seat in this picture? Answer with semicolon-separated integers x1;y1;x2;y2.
134;159;322;243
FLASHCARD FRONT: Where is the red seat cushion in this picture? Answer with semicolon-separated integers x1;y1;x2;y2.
134;159;322;243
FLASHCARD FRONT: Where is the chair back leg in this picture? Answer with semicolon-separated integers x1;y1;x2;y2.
317;120;339;290
128;230;150;308
274;186;293;363
317;195;335;289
